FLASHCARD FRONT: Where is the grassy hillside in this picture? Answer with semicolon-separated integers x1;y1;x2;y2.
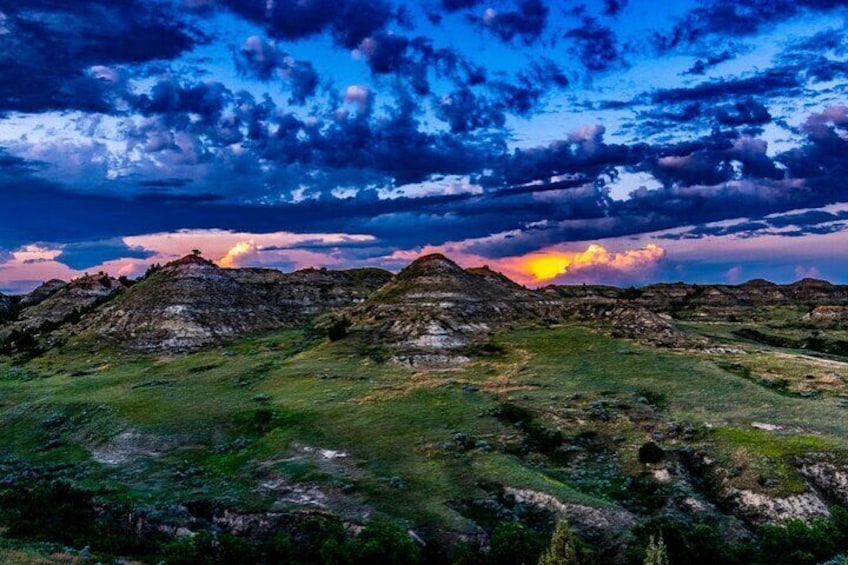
1;323;848;563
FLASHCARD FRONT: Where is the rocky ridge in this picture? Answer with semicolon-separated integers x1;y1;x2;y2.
3;252;848;357
80;255;286;353
545;278;848;322
81;255;392;353
0;273;128;353
348;254;542;365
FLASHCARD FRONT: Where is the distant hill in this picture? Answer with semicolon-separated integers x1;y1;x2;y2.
2;252;848;358
349;254;542;364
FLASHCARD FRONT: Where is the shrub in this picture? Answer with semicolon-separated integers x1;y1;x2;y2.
488;523;544;565
539;519;581;565
759;518;839;565
638;442;665;464
0;480;97;546
350;520;421;565
290;515;349;563
625;519;753;565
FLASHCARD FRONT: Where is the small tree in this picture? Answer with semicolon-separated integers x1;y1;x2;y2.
539;519;580;565
489;523;544;565
644;534;669;565
314;312;352;342
191;249;202;256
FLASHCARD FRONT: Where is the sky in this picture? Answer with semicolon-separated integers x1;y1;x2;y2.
2;0;848;293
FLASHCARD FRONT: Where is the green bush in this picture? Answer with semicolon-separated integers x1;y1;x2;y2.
290;515;348;561
625;520;753;565
0;480;97;547
158;534;206;565
350;520;421;565
759;518;839;565
487;522;544;565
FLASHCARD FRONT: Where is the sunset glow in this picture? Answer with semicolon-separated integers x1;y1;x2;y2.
2;1;848;291
526;254;575;282
513;244;667;284
219;241;257;269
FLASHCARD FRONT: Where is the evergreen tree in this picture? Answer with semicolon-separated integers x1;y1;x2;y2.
539;519;580;565
644;534;669;565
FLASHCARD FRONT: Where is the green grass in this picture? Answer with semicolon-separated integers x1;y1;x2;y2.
709;426;840;494
1;324;847;534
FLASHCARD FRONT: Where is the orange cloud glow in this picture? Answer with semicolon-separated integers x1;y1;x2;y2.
382;242;667;287
507;243;667;284
219;240;257;268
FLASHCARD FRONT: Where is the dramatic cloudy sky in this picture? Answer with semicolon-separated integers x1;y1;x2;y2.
2;0;848;292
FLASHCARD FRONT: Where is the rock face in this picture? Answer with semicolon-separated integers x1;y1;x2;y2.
545;278;848;321
0;292;13;322
0;273;127;352
800;459;848;507
81;255;393;353
83;255;287;352
17;274;124;329
231;266;392;323
350;254;541;365
728;489;832;525
18;279;68;309
555;302;693;348
802;305;848;327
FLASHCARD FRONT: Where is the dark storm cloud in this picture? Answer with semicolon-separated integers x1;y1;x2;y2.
222;0;569;121
603;0;629;17
777;106;848;179
656;208;848;241
55;238;156;271
137;179;195;189
0;0;201;113
220;0;394;49
643;132;784;187
789;28;848;54
234;36;319;104
565;17;623;72
135;79;231;122
767;210;848;229
467;173;848;259
652;68;800;105
488;58;569;117
0;150;41;175
620;176;846;234
5;0;848;282
779;224;846;237
655;221;770;241
233;88;506;190
655;0;848;51
234;36;289;80
487;125;645;189
4;102;848;263
684;50;736;75
0;150;543;252
633;66;804;134
714;99;771;127
360;33;411;74
330;1;396;49
435;89;506;133
441;0;482;12
478;0;549;44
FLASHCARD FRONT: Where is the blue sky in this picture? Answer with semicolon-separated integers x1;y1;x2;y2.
2;0;848;292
